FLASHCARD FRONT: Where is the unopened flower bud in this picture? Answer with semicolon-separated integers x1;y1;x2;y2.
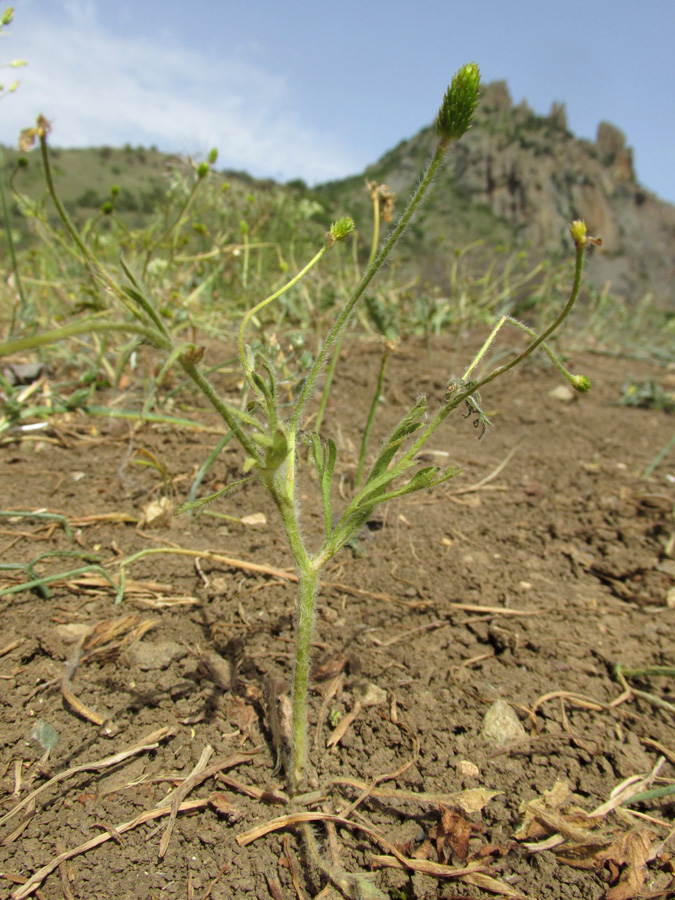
436;63;480;143
570;220;602;249
326;217;355;247
197;161;209;179
571;374;591;393
208;148;218;164
101;201;114;215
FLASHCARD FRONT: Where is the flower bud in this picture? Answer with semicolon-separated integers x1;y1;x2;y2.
436;63;480;143
570;219;602;249
329;217;355;241
101;201;114;215
571;374;591;393
570;220;587;246
207;148;218;164
197;161;209;179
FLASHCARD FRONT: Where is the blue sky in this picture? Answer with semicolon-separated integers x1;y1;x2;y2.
2;0;675;204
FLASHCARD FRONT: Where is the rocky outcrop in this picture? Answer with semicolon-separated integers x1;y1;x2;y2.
358;81;675;310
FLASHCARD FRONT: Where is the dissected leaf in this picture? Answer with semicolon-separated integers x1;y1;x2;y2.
436;808;473;862
174;476;255;515
597;829;654;900
366;395;428;482
453;788;502;815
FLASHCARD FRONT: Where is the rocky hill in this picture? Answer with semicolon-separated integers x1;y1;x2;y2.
317;82;675;312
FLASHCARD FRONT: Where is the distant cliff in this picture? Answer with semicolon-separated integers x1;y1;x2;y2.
318;82;675;311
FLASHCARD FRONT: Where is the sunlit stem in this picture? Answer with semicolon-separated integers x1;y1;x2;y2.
0;320;170;357
397;242;588;470
179;358;262;463
237;244;328;386
291;139;451;433
366;189;380;270
39;134;143;318
313;329;345;436
467;241;586;392
355;343;391;489
289;565;319;793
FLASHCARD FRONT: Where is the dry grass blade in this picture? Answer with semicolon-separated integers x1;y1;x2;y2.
0;874;46;900
370;853;486;878
60;678;104;726
237;806;492;892
448;442;521;495
59;616;155;725
336;727;420;819
0;727;174;826
331;777;500;812
216;772;288;805
0;799;35;846
642;737;675;766
158;744;214;856
591;757;665;818
374;851;536;899
158;749;257;857
449;603;545;617
463;871;536;899
11;797;209;900
531;690;606;715
0;638;23;657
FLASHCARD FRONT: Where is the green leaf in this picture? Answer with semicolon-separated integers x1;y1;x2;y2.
252;427;289;472
350;465;461;516
174;476;255;515
367;396;427;483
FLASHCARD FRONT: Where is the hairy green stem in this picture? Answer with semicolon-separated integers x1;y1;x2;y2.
290;140;450;432
313;328;346;436
179;359;262;462
355;345;391;489
238;243;328;383
0;149;28;332
0;320;169;357
393;242;588;473
289;566;319;792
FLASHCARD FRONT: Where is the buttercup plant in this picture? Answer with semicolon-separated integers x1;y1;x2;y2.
0;63;596;794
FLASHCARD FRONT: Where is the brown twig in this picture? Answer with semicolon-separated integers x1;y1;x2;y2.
158;750;257;857
11;798;210;900
0;727;175;826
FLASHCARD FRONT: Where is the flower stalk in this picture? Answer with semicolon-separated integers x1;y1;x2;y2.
0;64;595;798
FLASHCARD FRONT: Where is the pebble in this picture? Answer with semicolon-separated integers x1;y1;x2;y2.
125;640;187;671
481;699;526;746
548;385;575;402
456;759;480;778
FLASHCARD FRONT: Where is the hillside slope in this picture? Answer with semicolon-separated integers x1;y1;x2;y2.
317;82;675;311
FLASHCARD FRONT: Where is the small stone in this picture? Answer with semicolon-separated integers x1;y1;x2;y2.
481;699;526;746
240;512;266;527
353;681;387;707
548;385;575;402
30;719;59;751
55;622;91;641
125;640;187;671
456;759;480;778
139;496;173;528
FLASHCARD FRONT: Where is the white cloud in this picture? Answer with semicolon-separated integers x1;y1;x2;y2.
1;1;358;183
